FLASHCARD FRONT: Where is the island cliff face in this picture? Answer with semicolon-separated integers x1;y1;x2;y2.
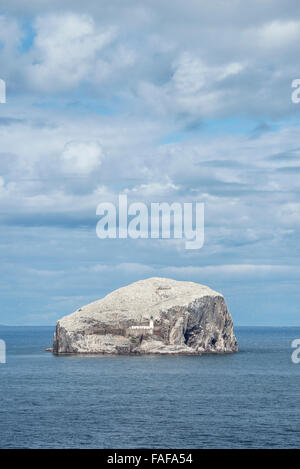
53;277;238;355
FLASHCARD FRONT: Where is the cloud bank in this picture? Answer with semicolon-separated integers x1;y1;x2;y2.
0;1;300;325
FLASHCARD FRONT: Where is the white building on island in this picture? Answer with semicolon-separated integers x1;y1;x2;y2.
130;316;154;331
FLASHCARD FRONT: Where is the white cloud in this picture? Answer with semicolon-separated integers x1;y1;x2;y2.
28;13;116;91
162;264;299;276
218;62;244;80
86;262;300;281
259;20;300;47
127;182;179;197
61;140;104;174
139;52;245;118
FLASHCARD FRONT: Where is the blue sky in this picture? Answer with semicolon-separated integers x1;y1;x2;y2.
0;0;300;326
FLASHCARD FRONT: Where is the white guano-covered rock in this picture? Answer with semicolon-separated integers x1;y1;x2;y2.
53;277;238;355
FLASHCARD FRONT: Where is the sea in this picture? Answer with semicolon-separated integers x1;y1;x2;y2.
0;326;299;449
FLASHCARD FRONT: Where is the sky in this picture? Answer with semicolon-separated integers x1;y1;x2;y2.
0;0;300;326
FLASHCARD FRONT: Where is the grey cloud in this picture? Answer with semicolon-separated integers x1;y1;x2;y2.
0;117;25;125
267;148;300;161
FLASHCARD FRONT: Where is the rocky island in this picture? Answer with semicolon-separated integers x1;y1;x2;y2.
53;277;238;355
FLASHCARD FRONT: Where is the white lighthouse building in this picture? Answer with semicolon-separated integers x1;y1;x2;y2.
130;316;154;332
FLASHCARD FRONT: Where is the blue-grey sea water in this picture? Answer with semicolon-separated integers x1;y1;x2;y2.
0;326;299;449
